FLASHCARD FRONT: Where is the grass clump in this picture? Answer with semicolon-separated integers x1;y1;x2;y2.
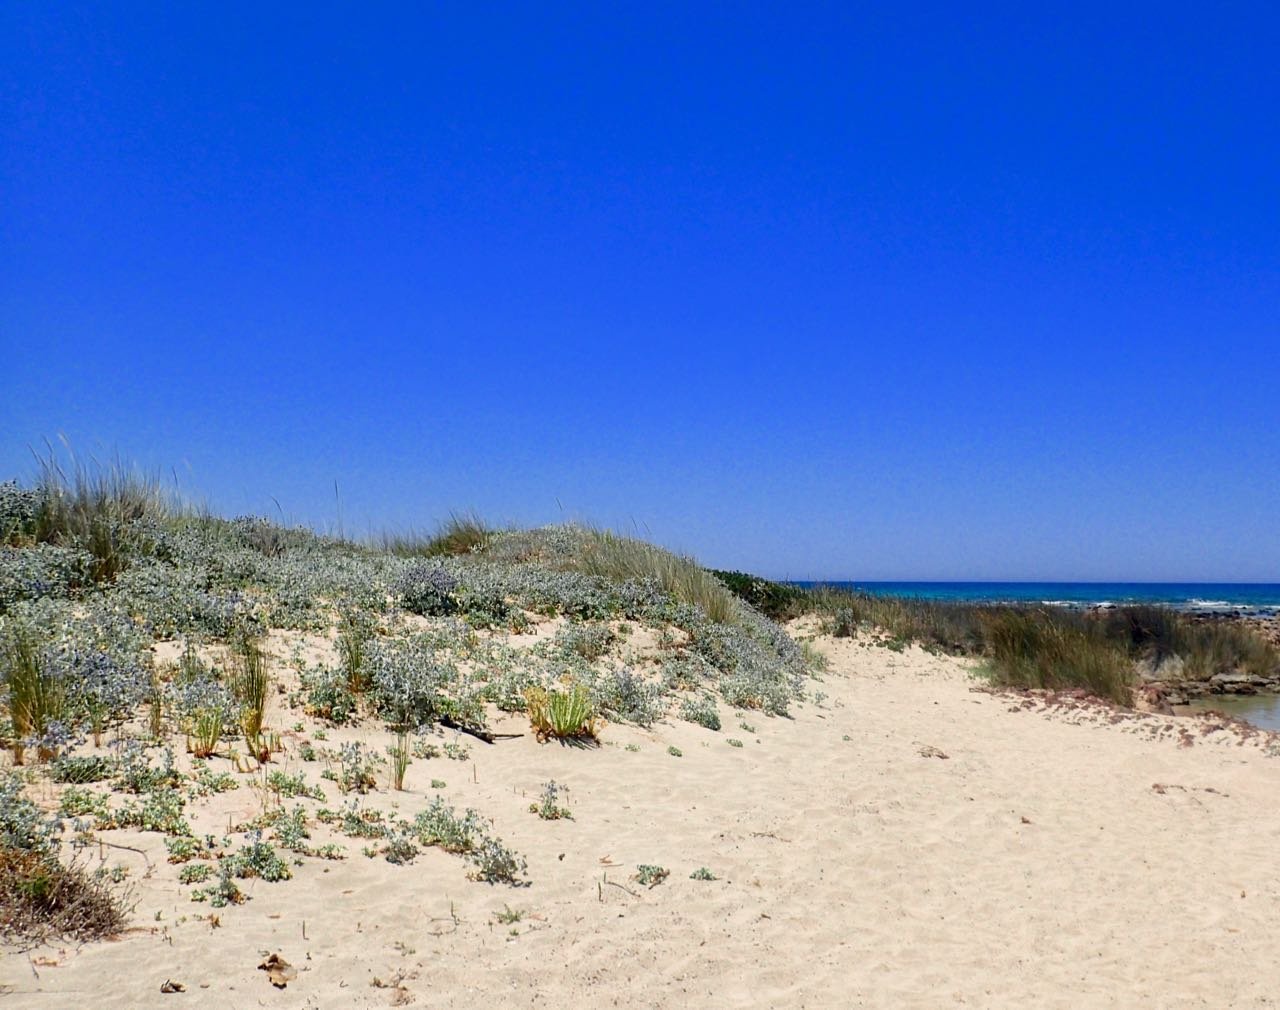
2;622;67;764
187;702;226;759
573;530;737;624
229;636;271;760
50;755;115;784
377;513;491;558
387;731;410;791
24;450;172;584
336;607;375;694
524;682;600;742
982;610;1133;705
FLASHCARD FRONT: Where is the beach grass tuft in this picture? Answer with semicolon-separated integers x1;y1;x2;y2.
524;683;600;742
573;530;737;624
980;609;1134;704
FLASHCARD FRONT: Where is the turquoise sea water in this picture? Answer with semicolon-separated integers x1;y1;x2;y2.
794;582;1280;615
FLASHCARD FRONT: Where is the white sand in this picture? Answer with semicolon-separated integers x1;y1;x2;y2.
7;627;1280;1008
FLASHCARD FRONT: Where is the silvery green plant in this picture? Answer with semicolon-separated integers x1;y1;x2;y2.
366;636;461;730
529;780;572;820
64;649;151;746
679;694;721;731
0;772;60;853
592;667;664;725
0;543;94;613
395;563;459;617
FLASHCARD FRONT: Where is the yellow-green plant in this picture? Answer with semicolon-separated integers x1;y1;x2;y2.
337;610;371;694
2;624;66;764
188;706;224;759
230;637;270;761
523;682;600;741
388;731;410;791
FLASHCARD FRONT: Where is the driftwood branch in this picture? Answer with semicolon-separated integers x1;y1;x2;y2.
439;716;523;744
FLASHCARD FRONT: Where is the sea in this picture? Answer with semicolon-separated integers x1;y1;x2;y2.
800;581;1280;729
793;582;1280;617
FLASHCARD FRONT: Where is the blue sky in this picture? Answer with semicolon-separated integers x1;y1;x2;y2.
2;3;1277;580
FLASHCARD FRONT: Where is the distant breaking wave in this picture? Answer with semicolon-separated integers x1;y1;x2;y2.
792;582;1280;617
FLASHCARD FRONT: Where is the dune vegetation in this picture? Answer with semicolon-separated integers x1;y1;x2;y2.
713;570;1280;704
3;458;1277;946
0;462;811;944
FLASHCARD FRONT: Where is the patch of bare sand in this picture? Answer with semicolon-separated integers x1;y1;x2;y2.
9;635;1280;1008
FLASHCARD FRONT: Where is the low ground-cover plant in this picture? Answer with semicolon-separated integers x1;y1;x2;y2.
529;780;572;820
679;695;721;731
299;666;358;725
592;667;664;725
396;563;460;617
634;864;669;887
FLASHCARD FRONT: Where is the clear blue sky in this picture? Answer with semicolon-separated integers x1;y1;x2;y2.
3;4;1277;581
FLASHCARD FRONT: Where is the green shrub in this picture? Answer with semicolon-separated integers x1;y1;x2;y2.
710;570;808;621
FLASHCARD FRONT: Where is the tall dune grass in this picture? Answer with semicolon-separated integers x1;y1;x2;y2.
25;449;173;583
981;609;1134;705
2;623;66;764
574;530;737;624
373;512;491;558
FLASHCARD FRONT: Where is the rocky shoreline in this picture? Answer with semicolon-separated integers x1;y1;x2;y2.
1141;614;1280;705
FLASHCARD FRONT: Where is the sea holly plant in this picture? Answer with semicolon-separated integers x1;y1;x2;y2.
529;780;573;820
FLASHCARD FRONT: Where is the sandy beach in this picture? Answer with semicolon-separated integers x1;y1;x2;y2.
8;622;1280;1009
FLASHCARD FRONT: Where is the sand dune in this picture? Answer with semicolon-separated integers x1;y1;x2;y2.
9;628;1280;1008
